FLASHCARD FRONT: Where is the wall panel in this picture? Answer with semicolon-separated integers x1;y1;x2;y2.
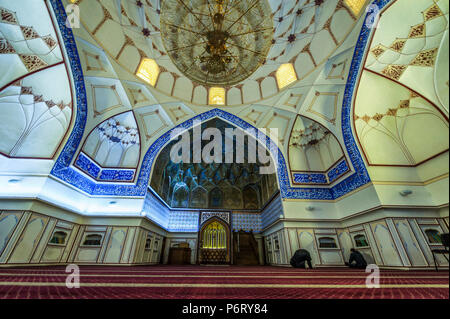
103;227;127;263
0;212;22;256
0;210;165;267
264;216;448;269
370;221;403;266
41;246;65;263
31;218;56;263
394;219;428;267
8;214;49;264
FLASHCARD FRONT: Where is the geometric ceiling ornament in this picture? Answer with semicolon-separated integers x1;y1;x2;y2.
18;54;48;72
0;7;19;25
127;87;150;106
166;104;192;123
354;71;449;167
389;39;407;53
289;115;346;176
381;64;407;81
122;81;159;108
136;108;170;141
306;91;339;125
370;45;386;58
91;84;123;117
0;64;73;159
80;111;141;169
364;0;448;113
0;38;16;54
423;3;443;21
160;0;274;86
0;0;63;86
263;110;291;145
326;61;347;80
82;50;105;72
241;107;265;126
20;26;40;40
408;23;426;39
283;92;303;110
410;48;438;68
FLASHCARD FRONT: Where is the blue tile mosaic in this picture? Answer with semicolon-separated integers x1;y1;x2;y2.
49;0;390;200
293;173;328;185
98;169;135;182
328;160;350;183
142;190;170;230
168;211;200;232
75;153;100;179
232;213;262;233
261;195;284;230
74;152;135;182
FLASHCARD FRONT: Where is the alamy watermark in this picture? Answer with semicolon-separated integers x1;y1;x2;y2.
66;264;80;288
365;264;381;288
365;4;381;30
65;3;80;29
169;120;279;175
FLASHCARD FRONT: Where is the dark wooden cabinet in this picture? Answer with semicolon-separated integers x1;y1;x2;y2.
200;248;228;264
168;247;191;265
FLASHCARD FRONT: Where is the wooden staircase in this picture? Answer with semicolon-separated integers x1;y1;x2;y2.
233;231;260;266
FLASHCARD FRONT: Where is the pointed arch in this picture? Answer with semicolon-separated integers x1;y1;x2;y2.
0;0;73;159
73;111;141;182
48;0;390;199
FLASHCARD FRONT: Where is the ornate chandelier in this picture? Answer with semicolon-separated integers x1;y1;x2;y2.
160;0;274;86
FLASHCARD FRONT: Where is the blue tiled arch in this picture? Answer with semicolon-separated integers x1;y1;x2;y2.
49;0;393;199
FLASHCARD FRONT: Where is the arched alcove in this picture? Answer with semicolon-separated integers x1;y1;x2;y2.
149;118;279;210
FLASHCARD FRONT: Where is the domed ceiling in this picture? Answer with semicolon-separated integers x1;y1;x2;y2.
352;0;449;184
160;0;274;86
1;0;447;204
0;0;377;199
150;119;279;210
74;0;367;106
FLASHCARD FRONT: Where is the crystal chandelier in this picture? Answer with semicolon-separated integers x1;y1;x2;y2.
160;0;274;86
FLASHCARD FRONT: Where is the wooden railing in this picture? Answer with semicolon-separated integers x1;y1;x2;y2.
233;231;260;265
249;232;260;262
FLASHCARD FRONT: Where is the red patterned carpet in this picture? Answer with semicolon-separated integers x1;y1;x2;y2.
0;266;448;299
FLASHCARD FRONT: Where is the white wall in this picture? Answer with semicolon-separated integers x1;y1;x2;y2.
263;210;449;269
0;202;167;267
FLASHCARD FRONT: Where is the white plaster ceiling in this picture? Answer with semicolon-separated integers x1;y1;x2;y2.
64;0;371;177
2;0;447;194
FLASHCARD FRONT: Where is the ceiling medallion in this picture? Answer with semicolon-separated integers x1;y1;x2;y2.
161;0;274;87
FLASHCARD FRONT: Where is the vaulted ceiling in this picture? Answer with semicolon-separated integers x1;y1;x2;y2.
65;0;369;189
354;0;449;183
0;0;448;202
75;0;365;106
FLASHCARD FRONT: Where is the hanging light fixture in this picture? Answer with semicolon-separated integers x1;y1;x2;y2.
160;0;274;86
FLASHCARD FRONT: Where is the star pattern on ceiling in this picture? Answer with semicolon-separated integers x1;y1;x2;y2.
2;0;447;203
73;0;366;106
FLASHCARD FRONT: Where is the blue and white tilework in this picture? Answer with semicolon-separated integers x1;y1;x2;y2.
49;0;390;200
232;213;262;233
74;152;135;182
168;211;200;232
328;160;350;183
293;173;328;185
261;195;284;230
142;190;170;230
